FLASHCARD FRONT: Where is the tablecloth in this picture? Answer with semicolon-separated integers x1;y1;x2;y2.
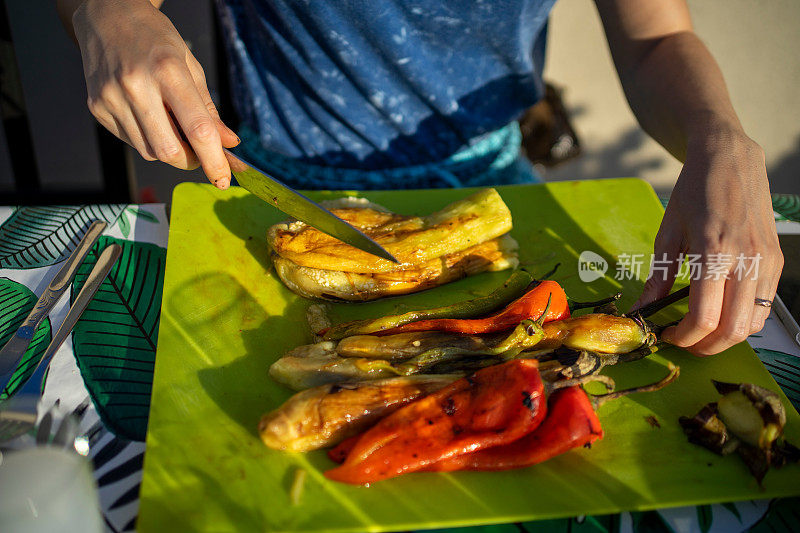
0;195;798;533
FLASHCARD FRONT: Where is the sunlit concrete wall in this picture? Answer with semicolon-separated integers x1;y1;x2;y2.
543;0;800;195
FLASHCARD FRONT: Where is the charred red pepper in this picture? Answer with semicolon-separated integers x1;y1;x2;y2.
377;280;570;336
327;365;679;483
324;359;546;484
427;386;603;471
427;365;679;471
328;435;357;464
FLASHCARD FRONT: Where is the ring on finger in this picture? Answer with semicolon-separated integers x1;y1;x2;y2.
754;297;773;308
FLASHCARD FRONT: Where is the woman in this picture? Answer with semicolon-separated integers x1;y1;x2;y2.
57;0;783;356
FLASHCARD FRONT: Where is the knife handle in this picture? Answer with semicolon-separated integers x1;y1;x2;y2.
13;220;106;341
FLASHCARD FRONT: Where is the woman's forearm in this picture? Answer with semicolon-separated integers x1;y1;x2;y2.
56;0;164;43
617;31;747;162
595;0;751;163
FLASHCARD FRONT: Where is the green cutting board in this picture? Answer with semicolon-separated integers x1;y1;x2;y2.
138;179;800;533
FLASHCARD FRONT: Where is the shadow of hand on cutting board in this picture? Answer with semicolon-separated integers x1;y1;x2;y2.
213;193;288;273
169;271;310;438
501;180;658;309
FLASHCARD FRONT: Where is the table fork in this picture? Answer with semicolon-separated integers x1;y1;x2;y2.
0;244;122;443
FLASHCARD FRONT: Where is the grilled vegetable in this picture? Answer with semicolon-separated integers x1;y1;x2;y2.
426;386;603;472
426;365;679;473
346;312;653;367
322;268;534;340
268;188;513;274
327;362;678;483
678;403;738;456
393;303;551;375
713;380;786;450
538;314;656;354
335;312;653;363
272;311;657;388
318;278;688;340
336;332;496;361
679;380;799;485
269;341;397;390
259;375;458;451
272;235;518;302
376;280;569;335
324;359;546;484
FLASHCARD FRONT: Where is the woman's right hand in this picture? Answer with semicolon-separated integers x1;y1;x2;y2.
71;0;239;188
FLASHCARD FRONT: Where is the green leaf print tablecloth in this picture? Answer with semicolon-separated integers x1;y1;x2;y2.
0;204;168;533
0;196;798;533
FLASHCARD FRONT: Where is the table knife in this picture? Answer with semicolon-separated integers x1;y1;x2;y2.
223;148;398;263
0;220;106;383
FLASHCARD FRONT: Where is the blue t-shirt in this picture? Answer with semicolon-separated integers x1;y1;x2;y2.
215;0;555;171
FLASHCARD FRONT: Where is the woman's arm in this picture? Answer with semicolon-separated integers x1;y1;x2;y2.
57;0;164;42
594;0;783;355
55;0;238;188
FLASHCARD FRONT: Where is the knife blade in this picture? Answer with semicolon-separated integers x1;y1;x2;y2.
0;220;106;384
223;148;399;263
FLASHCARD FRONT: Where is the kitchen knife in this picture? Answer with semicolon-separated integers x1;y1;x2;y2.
223;148;398;263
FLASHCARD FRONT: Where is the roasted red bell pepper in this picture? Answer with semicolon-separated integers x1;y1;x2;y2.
324;359;546;484
433;365;682;472
331;387;603;472
328;435;357;464
376;280;569;336
427;386;603;471
328;366;679;481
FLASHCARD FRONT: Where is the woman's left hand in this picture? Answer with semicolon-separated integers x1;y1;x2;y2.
633;123;783;356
